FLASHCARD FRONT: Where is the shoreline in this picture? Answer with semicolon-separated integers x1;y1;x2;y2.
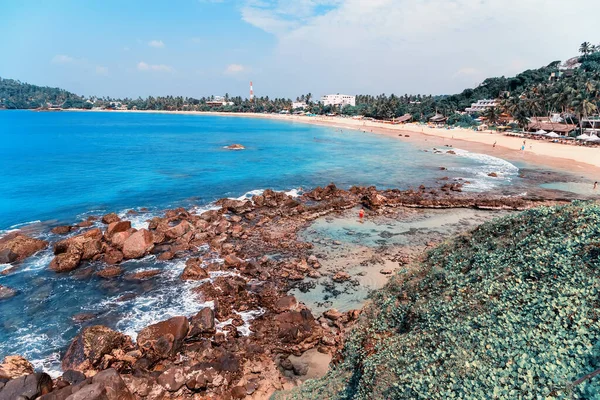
68;108;600;178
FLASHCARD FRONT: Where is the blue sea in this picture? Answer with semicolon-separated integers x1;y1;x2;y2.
0;110;525;375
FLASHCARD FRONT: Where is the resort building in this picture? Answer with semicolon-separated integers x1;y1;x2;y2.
292;102;308;110
465;99;498;113
580;117;600;135
527;117;576;136
320;94;356;107
206;96;234;107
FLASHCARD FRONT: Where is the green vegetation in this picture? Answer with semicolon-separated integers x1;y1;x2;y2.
277;202;600;399
0;77;90;109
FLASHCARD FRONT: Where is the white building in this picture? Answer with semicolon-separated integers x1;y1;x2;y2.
465;99;498;113
206;96;234;107
292;102;308;110
320;94;356;107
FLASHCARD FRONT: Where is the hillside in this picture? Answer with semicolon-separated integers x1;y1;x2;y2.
0;77;88;109
277;202;600;399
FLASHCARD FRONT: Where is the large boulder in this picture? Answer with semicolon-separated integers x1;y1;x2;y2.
122;229;154;259
0;372;53;400
137;316;189;361
0;233;48;263
180;258;209;281
106;221;131;238
101;213;121;224
165;220;192;240
67;369;134;400
0;355;33;380
0;249;18;264
188;307;216;338
62;326;133;372
49;252;82;273
217;198;254;214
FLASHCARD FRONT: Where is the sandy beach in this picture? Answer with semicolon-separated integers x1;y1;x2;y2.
77;109;600;178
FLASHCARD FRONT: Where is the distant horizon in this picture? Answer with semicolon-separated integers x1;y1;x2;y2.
2;1;598;99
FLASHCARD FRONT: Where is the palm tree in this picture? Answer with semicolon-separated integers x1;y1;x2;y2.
580;42;593;58
483;106;500;125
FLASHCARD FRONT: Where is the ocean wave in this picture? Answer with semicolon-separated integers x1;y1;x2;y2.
448;148;519;191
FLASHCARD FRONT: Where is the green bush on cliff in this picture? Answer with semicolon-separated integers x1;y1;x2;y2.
276;202;600;399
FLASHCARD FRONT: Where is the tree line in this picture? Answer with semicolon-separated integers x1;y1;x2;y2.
2;42;599;127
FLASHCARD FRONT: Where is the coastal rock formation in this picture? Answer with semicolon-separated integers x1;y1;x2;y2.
0;233;48;263
62;325;133;373
136;316;189;361
0;372;53;400
122;229;154;259
101;213;121;224
180;258;209;280
50;225;73;235
0;356;33;380
188;307;216;337
49;252;82;273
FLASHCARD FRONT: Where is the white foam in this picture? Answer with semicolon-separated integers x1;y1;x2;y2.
9;220;42;229
285;188;302;198
448;148;519;191
215;308;265;337
235;189;264;201
19;251;54;273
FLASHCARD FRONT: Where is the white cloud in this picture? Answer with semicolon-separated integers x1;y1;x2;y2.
96;66;109;76
148;40;165;48
240;0;600;96
137;61;174;72
224;64;246;74
51;54;74;64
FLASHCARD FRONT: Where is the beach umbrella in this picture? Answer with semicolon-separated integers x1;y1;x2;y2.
545;132;560;138
586;134;600;142
576;134;590;140
535;129;547;135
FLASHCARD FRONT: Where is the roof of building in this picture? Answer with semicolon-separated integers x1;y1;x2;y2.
429;114;447;122
396;114;412;123
527;121;576;133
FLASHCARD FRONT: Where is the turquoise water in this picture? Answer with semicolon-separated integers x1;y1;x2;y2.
0;111;519;230
0;110;523;375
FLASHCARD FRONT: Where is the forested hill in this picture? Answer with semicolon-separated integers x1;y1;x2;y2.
0;77;89;109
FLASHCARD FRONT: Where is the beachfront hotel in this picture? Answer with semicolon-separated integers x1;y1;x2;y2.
465;99;498;113
320;94;356;107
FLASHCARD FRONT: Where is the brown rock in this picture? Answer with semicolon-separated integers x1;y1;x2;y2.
0;355;33;379
157;367;186;392
124;269;161;281
137;316;189;361
181;258;209;281
122;229;154;259
49;252;82;273
157;251;174;261
0;233;48;263
323;309;344;321
104;248;124;264
0;372;53;400
51;225;73;235
488;172;498;177
110;230;132;249
274;296;299;312
106;221;132;238
96;266;123;279
188;307;216;337
62;326;133;372
101;213;121;224
68;368;134;400
224;254;244;268
332;271;351;282
379;268;393;275
217;198;254;214
165;220;192;239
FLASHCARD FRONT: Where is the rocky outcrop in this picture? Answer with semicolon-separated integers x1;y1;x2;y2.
0;356;33;380
51;225;73;235
224;144;245;150
180;258;209;281
188;307;216;338
122;229;154;259
101;213;121;224
0;233;48;263
136;316;189;362
0;285;16;300
62;326;133;373
49;252;82;273
0;372;53;400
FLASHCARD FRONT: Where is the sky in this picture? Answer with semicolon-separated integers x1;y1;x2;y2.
1;0;599;99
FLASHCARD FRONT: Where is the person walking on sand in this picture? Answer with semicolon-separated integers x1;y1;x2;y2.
594;182;598;190
493;141;497;148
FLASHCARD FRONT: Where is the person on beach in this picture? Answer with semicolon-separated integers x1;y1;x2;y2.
594;182;598;190
493;141;497;148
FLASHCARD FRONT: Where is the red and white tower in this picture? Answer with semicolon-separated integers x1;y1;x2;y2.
250;81;254;102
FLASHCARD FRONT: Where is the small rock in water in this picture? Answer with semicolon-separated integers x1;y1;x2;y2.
332;271;350;282
488;172;498;177
0;285;17;300
224;144;245;150
380;268;393;275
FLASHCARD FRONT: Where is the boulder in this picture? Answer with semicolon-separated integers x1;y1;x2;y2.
180;258;209;281
0;233;48;263
51;225;73;235
224;254;244;268
124;269;161;281
101;213;121;224
0;285;16;301
110;231;133;249
188;308;216;337
49;252;82;273
362;192;387;209
157;367;186;392
488;172;498;177
104;248;124;265
0;372;53;400
62;370;86;385
380;268;393;275
323;309;344;321
54;229;102;255
165;220;192;239
217;199;253;214
332;271;351;282
274;296;299;312
122;229;154;259
96;266;123;279
224;144;245;150
62;326;133;372
0;249;17;264
137;316;189;361
0;356;33;380
106;221;131;238
67;369;134;400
